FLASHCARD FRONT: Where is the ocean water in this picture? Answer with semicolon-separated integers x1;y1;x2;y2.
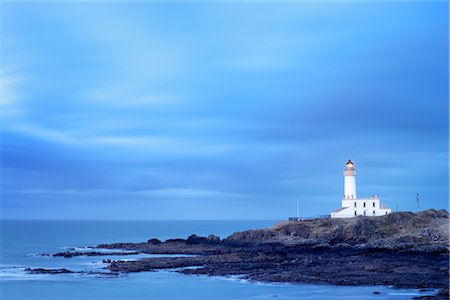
0;220;437;300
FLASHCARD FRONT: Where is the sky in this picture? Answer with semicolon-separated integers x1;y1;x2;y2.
0;1;448;220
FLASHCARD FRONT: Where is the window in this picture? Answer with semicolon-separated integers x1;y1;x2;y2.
363;211;366;216
385;212;388;215
354;202;357;208
363;202;366;208
373;211;375;216
373;202;375;208
354;211;357;216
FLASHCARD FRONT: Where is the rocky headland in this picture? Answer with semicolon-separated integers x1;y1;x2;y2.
36;209;449;296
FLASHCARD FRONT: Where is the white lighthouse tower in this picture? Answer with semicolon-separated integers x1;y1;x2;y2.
344;160;357;200
331;160;392;218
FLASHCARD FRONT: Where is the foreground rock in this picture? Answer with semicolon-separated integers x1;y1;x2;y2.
107;246;447;288
25;268;119;276
51;251;139;258
53;210;450;292
25;268;74;274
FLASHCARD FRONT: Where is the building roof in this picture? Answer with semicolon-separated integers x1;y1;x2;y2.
331;207;349;213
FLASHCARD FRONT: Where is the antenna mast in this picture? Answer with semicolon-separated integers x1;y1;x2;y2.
416;193;420;210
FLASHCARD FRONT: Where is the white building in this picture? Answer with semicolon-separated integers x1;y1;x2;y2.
331;160;391;218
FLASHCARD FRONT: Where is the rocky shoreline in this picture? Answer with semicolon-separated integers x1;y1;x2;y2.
106;244;448;288
34;209;449;297
45;250;140;258
25;268;119;276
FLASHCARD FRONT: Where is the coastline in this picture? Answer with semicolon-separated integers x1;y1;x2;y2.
28;209;449;298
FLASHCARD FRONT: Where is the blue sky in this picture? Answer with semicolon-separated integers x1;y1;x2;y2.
1;1;448;220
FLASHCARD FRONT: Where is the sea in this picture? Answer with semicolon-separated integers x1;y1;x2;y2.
0;220;438;300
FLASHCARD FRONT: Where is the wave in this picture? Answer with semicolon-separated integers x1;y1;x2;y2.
388;290;437;297
203;274;251;285
0;265;122;282
61;246;127;253
0;267;52;281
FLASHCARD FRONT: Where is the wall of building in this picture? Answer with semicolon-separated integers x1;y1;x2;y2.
332;198;392;218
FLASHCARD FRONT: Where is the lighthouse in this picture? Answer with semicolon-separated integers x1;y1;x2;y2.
344;159;357;200
331;160;392;218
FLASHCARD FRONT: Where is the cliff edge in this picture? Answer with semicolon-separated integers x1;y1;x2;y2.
226;209;449;251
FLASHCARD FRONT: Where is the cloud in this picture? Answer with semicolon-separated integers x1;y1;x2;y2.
0;2;447;219
0;71;27;120
7;123;78;144
134;188;242;198
0;74;22;106
92;136;172;147
3;188;112;195
84;87;180;108
3;120;245;158
224;54;291;72
2;187;243;202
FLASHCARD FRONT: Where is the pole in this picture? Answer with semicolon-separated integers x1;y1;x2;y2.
416;193;420;210
296;199;299;219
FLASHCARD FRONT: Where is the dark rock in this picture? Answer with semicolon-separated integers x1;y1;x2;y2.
312;243;331;250
207;234;221;243
52;251;139;258
373;291;381;294
147;238;162;245
186;234;208;245
25;268;119;277
417;209;449;219
438;287;449;297
25;268;74;274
